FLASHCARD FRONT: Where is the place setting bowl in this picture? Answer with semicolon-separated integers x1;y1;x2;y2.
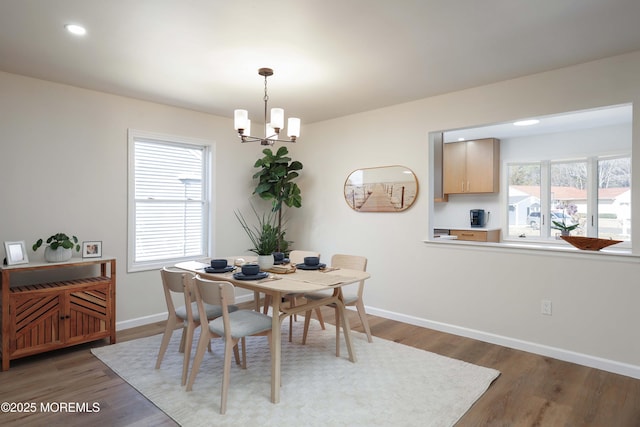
272;252;290;265
204;259;236;273
295;256;327;270
233;263;269;280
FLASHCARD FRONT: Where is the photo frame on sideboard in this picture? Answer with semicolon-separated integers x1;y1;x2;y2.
3;241;29;265
82;241;102;258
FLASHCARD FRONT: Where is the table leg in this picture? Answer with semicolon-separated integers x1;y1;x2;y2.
334;298;357;363
270;292;281;403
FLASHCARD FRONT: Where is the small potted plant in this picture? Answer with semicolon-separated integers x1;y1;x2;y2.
235;206;280;270
32;233;80;262
551;220;579;236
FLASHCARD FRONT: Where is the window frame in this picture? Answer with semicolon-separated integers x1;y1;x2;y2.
127;129;213;272
504;154;631;247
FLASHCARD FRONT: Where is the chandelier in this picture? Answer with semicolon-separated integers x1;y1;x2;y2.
234;68;300;146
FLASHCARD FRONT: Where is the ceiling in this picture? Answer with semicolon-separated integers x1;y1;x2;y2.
2;0;640;126
443;103;633;142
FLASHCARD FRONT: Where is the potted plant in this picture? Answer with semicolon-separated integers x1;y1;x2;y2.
32;233;80;262
252;146;302;252
551;220;579;236
235;206;282;269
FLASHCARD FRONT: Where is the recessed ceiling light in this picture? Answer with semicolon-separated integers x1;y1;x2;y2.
514;119;540;126
65;24;87;36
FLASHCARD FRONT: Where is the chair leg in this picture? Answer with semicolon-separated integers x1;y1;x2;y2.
155;316;177;369
240;337;247;369
315;307;325;329
288;296;298;342
181;322;195;386
263;294;271;314
355;300;373;343
302;309;312;344
220;338;239;415
178;325;187;353
233;342;241;366
186;328;211;392
334;307;341;357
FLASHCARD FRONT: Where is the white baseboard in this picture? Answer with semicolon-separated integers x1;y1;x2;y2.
365;306;640;380
116;297;640;380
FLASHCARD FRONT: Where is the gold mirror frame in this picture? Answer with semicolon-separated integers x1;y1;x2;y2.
344;165;418;212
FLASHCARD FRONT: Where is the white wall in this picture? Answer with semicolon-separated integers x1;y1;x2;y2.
0;71;262;324
293;51;640;377
2;50;640;378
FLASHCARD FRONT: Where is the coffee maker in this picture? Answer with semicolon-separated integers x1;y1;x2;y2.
470;209;486;228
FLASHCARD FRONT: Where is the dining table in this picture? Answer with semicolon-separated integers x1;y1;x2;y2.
174;257;371;404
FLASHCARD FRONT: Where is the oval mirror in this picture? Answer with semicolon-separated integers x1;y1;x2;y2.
344;165;418;212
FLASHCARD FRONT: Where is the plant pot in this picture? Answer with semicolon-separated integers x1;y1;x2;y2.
257;254;274;270
44;246;72;263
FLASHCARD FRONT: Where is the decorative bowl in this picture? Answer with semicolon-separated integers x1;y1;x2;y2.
560;236;623;251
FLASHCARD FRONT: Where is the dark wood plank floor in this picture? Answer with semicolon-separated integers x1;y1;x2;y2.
1;303;639;426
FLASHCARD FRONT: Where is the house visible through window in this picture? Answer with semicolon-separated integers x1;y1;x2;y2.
128;130;211;272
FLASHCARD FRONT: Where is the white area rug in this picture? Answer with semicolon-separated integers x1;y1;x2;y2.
91;320;499;427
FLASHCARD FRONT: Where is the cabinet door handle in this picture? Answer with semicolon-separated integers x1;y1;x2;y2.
461;181;464;192
467;181;470;192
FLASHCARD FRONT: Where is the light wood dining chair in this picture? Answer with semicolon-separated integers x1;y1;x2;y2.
302;254;371;355
154;267;238;386
262;250;325;341
186;275;272;414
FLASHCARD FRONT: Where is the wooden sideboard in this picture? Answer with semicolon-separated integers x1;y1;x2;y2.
0;257;116;371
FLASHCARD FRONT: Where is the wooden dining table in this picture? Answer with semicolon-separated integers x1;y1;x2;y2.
174;257;371;404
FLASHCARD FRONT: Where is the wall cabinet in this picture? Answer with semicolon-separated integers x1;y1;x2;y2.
1;258;116;371
443;138;500;194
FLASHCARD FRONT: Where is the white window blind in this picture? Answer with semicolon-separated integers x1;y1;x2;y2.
128;130;211;271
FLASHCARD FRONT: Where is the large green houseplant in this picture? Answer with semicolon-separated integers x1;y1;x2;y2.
252;146;302;252
32;232;80;262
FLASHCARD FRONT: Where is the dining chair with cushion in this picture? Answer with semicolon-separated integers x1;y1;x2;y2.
186;275;272;414
154;266;239;386
263;249;324;341
302;254;371;355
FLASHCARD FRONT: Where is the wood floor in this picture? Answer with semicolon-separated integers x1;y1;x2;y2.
1;303;639;426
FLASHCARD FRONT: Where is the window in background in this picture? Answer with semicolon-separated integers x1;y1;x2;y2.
598;156;631;240
508;163;541;238
128;130;211;272
507;156;631;243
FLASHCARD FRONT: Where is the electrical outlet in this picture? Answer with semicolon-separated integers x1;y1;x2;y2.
541;299;552;316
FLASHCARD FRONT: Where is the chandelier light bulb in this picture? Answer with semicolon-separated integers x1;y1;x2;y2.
270;108;284;130
234;109;248;131
287;118;301;138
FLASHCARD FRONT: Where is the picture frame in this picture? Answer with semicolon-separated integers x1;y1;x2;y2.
82;241;102;258
4;241;29;265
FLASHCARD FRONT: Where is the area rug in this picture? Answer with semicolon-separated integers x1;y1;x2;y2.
91;320;499;427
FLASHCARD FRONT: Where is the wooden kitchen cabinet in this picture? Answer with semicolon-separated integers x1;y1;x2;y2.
450;228;501;242
1;258;116;371
443;138;500;194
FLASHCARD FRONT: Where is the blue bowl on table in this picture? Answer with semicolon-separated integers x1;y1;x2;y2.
241;263;260;276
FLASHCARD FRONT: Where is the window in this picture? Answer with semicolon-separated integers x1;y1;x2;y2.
507;156;631;242
128;130;212;272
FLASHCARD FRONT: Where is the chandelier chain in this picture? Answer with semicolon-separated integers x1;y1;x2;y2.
263;75;269;126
